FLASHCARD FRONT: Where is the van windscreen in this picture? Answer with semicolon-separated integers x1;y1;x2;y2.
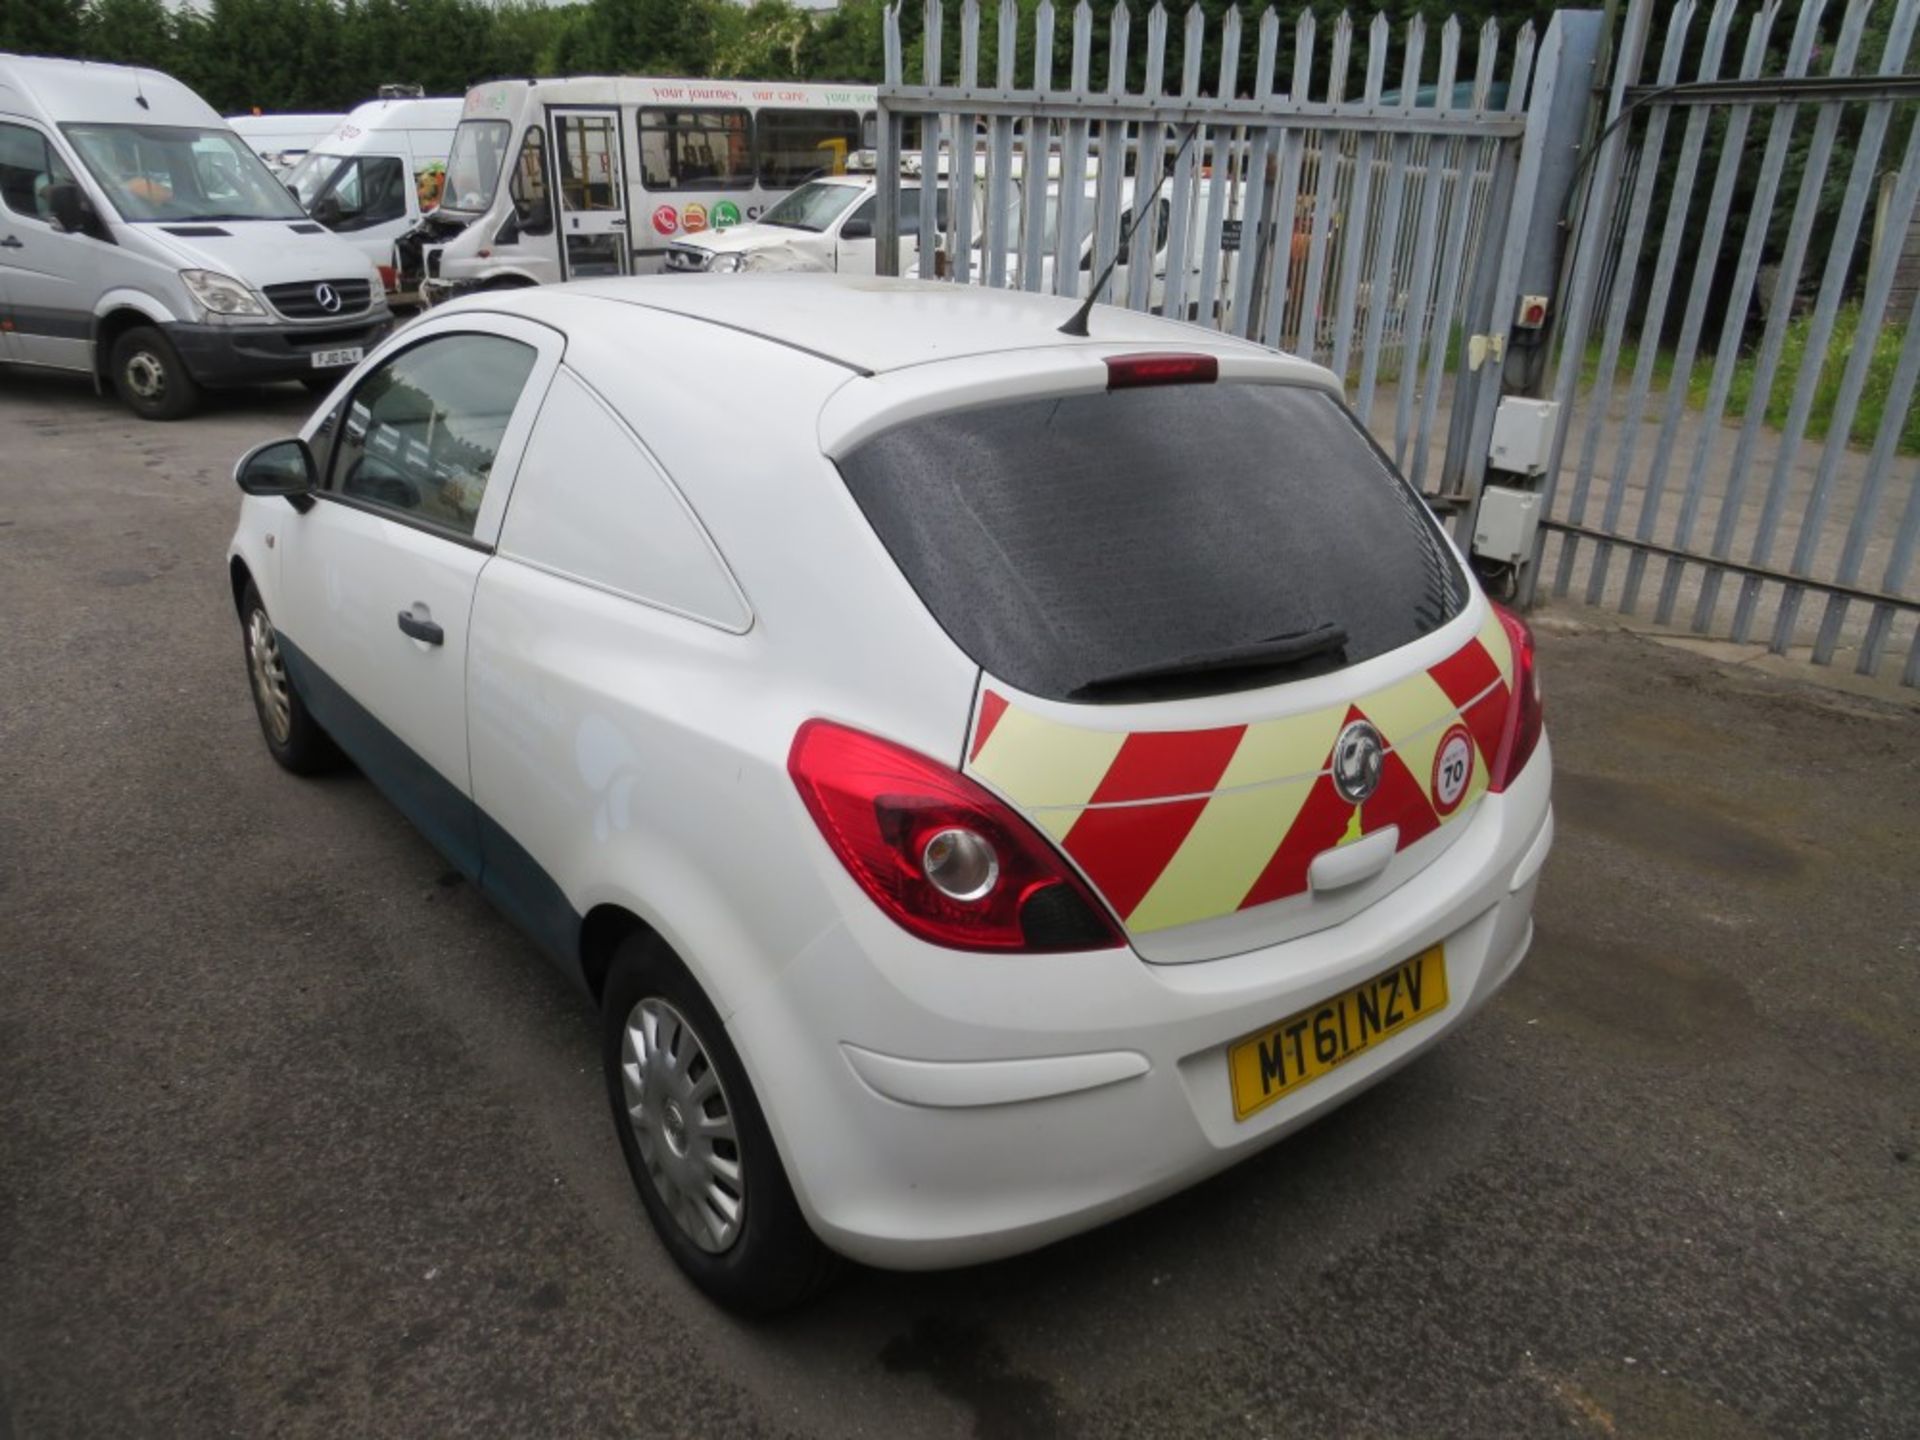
64;124;303;223
835;383;1468;703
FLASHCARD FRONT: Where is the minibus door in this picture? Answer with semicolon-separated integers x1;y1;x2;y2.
549;109;630;280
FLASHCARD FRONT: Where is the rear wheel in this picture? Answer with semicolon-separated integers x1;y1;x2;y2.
601;933;835;1313
110;325;201;421
239;580;337;774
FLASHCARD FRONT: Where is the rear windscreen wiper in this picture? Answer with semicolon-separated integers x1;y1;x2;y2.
1069;623;1349;699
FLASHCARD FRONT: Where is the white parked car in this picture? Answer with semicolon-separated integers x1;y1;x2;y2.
226;275;1552;1312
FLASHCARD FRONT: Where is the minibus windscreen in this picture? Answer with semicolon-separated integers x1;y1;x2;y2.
442;120;511;214
64;124;305;223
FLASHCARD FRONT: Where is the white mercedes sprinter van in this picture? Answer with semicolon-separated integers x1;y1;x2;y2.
283;97;461;303
0;55;391;419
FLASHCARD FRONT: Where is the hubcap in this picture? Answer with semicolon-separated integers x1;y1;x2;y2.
125;350;166;400
618;998;745;1254
247;607;292;745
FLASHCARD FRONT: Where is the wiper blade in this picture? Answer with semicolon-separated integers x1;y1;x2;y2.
1069;623;1349;698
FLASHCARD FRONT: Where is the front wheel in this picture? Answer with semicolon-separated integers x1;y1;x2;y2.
601;934;835;1313
239;580;337;774
110;325;201;421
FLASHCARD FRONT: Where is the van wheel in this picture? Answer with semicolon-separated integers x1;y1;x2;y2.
240;580;337;774
602;934;837;1313
111;325;201;420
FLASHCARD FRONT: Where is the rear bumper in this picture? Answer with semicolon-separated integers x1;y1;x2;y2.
163;316;392;387
728;736;1554;1271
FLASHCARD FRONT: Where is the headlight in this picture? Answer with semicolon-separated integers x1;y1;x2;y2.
180;269;265;318
708;252;746;273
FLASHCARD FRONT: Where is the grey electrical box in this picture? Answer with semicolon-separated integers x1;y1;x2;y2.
1473;486;1542;565
1488;397;1560;475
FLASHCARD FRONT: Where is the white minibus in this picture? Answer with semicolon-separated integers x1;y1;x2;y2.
0;55;390;419
283;96;462;302
398;76;875;301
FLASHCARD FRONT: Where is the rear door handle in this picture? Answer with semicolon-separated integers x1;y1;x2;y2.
397;610;444;645
0;235;22;249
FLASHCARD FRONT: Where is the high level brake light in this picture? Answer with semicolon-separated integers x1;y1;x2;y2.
1487;604;1544;792
788;720;1124;953
1104;353;1219;390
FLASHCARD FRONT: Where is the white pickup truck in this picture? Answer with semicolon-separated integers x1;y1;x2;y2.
662;172;956;276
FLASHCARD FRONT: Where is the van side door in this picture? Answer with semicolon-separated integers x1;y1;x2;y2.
0;118;95;372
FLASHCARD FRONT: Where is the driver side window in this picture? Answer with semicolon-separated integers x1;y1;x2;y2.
328;333;538;538
0;122;75;224
509;126;552;236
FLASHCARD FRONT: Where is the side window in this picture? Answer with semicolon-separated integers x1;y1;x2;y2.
638;108;752;191
499;369;748;631
328;333;539;539
330;156;407;230
509;126;551;235
842;196;876;237
756;109;861;188
894;187;951;240
0;122;74;223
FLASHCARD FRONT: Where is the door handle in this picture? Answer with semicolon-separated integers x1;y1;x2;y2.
0;235;22;249
608;216;627;227
396;609;444;645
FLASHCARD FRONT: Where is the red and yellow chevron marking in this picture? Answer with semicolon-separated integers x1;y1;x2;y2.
965;607;1514;934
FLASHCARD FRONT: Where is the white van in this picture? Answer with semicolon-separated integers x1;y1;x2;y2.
399;76;876;301
0;55;391;419
283;97;462;302
225;112;346;176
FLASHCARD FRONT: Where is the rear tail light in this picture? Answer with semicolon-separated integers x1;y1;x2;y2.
1488;604;1544;792
788;719;1125;953
1104;352;1219;389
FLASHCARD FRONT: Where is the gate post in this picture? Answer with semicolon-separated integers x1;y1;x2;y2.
1444;9;1606;571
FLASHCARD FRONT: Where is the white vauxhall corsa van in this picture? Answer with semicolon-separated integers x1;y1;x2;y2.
283;97;462;303
0;55;392;419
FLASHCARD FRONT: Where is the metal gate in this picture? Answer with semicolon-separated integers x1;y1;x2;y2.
874;0;1552;500
1530;0;1920;685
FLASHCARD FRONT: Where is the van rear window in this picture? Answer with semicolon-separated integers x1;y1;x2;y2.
835;383;1468;703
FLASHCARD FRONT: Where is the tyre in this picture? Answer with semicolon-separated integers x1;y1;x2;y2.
300;373;342;395
602;933;836;1313
239;580;338;774
110;325;201;421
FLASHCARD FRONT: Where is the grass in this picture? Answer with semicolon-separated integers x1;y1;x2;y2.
1580;302;1920;457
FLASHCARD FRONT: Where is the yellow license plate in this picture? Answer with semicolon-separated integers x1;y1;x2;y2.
1228;946;1449;1122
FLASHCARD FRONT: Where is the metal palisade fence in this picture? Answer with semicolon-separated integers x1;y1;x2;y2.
1532;0;1920;686
878;0;1920;688
873;1;1541;499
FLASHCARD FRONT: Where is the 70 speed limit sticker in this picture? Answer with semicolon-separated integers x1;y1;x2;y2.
1430;723;1475;815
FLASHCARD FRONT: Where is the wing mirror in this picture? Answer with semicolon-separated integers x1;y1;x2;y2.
839;216;873;240
235;438;317;512
45;181;103;239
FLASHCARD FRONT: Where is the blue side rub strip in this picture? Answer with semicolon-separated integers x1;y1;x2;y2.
277;633;484;880
276;632;586;986
476;810;585;977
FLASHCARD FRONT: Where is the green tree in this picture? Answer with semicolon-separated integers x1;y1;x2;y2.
1;0;88;55
82;0;176;71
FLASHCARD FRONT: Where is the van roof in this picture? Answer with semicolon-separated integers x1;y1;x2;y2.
0;53;218;128
329;96;464;133
455;274;1322;380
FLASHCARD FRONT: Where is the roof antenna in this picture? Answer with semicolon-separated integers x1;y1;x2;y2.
134;71;149;109
1059;122;1199;338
